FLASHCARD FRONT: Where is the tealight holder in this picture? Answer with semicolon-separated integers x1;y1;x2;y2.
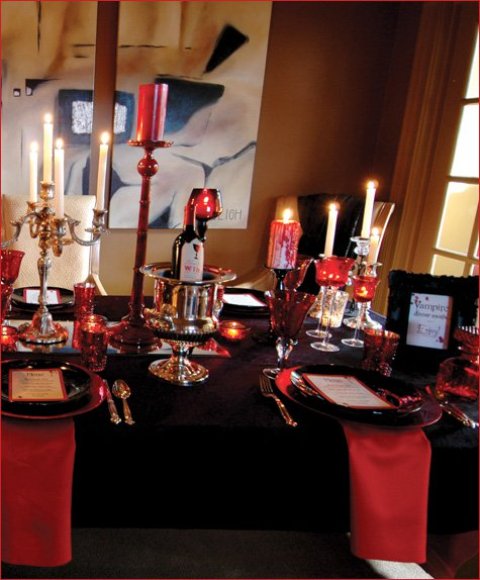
218;320;250;342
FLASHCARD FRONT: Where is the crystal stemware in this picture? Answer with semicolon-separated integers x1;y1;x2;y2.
263;289;316;379
341;274;380;348
310;256;355;352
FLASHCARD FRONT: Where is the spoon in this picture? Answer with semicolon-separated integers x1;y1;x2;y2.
112;380;135;425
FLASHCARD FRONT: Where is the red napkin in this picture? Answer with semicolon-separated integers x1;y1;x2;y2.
342;421;431;563
276;368;432;563
1;416;75;566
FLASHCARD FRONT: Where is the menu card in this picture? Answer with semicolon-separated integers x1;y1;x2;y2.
406;292;452;350
223;293;266;308
23;288;61;305
302;374;395;409
9;369;67;402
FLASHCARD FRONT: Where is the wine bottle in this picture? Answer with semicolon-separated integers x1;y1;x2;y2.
171;203;204;281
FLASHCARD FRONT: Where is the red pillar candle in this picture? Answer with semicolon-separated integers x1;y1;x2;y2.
266;209;301;270
135;83;169;142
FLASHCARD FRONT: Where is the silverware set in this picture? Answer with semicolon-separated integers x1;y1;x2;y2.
259;373;298;427
103;380;135;425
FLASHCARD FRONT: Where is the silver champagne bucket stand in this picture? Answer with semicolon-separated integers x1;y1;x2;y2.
141;263;236;386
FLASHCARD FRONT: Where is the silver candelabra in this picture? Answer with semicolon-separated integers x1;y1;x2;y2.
1;182;107;344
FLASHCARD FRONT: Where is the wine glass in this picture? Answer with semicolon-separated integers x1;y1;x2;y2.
306;257;330;339
341;274;380;348
189;188;223;241
284;255;313;290
310;256;355;352
263;289;316;379
1;249;25;334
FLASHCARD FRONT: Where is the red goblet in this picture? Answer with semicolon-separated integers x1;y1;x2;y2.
189;188;223;241
1;249;25;285
263;289;316;379
1;250;25;336
284;255;313;291
310;256;355;352
341;274;380;348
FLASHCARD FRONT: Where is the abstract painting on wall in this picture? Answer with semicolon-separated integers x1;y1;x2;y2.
108;1;272;230
1;1;271;231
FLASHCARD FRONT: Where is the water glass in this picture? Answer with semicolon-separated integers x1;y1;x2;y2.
79;314;109;372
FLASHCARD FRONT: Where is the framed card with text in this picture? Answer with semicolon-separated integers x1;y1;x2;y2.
385;270;478;371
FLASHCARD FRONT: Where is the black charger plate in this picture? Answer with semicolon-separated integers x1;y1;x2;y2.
2;359;94;417
276;364;442;428
222;288;268;317
12;287;74;311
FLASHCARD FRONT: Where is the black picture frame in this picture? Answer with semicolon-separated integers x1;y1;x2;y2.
385;270;478;372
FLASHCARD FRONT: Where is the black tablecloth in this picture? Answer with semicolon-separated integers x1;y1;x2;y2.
4;295;478;534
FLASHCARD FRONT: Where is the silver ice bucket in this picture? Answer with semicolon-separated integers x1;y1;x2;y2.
141;263;236;386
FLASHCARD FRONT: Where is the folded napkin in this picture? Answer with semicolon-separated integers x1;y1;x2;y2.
342;420;431;563
2;416;75;566
277;368;431;563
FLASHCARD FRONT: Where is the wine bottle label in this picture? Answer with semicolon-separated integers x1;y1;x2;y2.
179;239;204;281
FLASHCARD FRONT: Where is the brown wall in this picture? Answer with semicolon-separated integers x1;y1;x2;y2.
97;2;422;294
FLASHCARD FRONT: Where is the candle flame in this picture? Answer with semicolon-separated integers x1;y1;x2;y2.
366;180;378;191
282;208;292;222
371;227;380;237
55;138;63;149
44;113;53;124
329;203;338;211
30;142;38;152
100;132;110;145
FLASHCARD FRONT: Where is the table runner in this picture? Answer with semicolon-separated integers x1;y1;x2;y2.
1;416;75;566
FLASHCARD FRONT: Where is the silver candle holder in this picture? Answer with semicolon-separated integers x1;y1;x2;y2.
1;182;107;344
343;236;382;330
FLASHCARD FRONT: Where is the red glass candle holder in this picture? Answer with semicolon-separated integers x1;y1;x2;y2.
218;320;250;342
352;275;379;302
79;314;109;372
361;328;400;376
314;256;355;288
74;282;96;317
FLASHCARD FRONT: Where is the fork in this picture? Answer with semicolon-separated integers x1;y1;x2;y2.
259;374;298;427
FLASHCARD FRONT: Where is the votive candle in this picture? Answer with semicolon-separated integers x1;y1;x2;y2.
266;209;301;270
324;203;338;257
29;142;38;203
54;138;64;218
361;180;376;238
135;83;169;142
96;132;109;210
43;113;53;183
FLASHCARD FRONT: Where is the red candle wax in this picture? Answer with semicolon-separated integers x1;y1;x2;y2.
135;83;169;142
266;214;301;270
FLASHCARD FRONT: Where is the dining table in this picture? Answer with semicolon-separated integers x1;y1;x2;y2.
1;291;478;573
